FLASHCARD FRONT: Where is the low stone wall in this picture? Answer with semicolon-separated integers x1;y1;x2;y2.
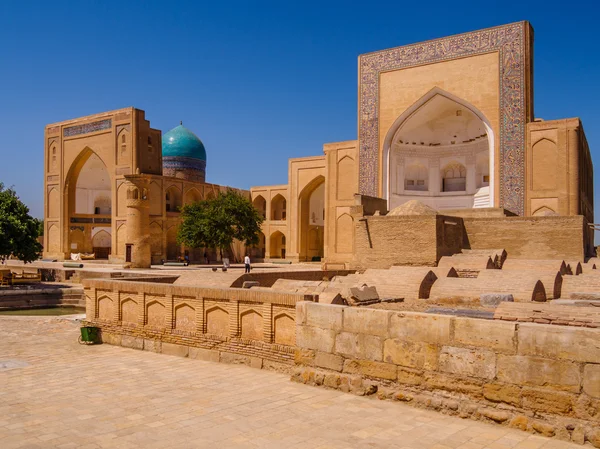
293;302;600;446
82;279;316;371
230;270;354;288
0;286;84;309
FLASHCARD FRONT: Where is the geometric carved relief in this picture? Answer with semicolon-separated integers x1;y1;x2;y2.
121;299;137;324
358;22;529;215
174;304;195;332
273;313;295;346
335;213;354;254
532;138;558;191
146;301;166;328
206;306;228;337
240;310;263;341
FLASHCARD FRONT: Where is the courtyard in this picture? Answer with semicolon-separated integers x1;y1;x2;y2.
0;316;578;449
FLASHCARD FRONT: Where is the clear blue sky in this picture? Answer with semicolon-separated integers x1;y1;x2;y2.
1;0;598;221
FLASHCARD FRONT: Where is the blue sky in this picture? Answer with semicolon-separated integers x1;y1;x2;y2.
0;0;598;220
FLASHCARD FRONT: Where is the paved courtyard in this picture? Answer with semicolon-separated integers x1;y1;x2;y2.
0;316;578;449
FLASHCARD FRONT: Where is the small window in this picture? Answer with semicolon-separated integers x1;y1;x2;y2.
406;180;415;186
483;175;490;183
122;134;126;144
148;136;152;144
417;180;425;186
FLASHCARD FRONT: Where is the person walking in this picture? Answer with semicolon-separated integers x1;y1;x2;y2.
244;254;251;273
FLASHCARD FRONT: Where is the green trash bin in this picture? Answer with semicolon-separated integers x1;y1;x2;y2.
79;326;99;344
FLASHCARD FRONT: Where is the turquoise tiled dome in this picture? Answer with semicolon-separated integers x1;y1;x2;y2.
162;124;207;161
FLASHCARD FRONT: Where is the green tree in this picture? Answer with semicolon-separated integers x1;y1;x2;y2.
177;189;264;262
0;184;43;263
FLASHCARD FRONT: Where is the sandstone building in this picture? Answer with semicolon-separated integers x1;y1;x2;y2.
43;22;594;268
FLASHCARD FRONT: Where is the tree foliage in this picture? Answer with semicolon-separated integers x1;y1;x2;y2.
177;190;264;260
0;183;43;263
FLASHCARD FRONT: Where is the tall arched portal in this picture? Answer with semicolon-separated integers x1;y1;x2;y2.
384;88;494;211
65;150;112;258
298;177;325;261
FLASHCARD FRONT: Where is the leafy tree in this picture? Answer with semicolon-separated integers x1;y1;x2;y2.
177;189;264;261
0;183;43;263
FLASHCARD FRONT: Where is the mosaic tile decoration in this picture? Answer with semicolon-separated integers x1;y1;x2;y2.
359;22;529;215
64;119;112;138
162;156;207;173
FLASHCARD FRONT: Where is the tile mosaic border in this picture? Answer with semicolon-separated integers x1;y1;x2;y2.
358;22;529;215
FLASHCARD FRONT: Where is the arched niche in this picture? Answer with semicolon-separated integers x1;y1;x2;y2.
270;194;286;221
165;186;182;213
253;195;266;219
298;176;325;261
383;87;494;211
269;230;286;259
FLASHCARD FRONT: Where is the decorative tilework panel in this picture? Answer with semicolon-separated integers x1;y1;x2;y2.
358;22;529;215
64;119;112;137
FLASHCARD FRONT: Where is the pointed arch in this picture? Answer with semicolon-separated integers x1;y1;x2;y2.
382;87;495;207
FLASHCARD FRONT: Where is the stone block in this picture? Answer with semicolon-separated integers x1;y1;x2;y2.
424;372;483;396
250;357;263;369
383;338;438;370
296;301;308;325
143;339;161;353
161;342;189;358
100;331;121;346
120;335;144;350
296;325;336;353
439;346;496;379
294;349;315;366
583;364;600;398
483;382;522;407
305;302;343;331
397;367;424;386
345;285;379;306
496;355;581;393
342;307;389;337
314;352;344;372
242;281;260;289
335;332;383;361
521;387;574;414
478;408;510;423
518;323;600;363
480;293;514;306
453;318;516;353
220;352;251;365
189;347;220;363
389;312;451;345
343;359;397;380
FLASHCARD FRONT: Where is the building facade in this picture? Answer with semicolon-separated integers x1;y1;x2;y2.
44;22;594;268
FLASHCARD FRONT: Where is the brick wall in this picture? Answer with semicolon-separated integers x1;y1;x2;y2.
463;215;586;261
352;215;463;270
82;279;317;371
294;302;600;446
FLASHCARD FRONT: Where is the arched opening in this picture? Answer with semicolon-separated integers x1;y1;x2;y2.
298;176;325;261
166;226;180;260
184;188;201;205
269;231;286;259
271;194;286;221
64;149;112;256
383;87;494;211
253;195;266;219
165;186;182;213
250;232;265;259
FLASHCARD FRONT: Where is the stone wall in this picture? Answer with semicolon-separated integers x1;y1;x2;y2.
294;302;600;446
82;279;316;371
352;215;464;269
463;215;586;261
230;270;354;288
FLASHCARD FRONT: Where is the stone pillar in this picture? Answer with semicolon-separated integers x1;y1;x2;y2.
466;154;477;195
125;178;151;268
429;159;440;195
568;127;580;216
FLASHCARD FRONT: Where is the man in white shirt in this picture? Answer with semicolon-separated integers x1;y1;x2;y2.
244;255;251;273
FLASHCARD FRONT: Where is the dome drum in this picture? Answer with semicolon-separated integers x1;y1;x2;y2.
163;156;206;183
